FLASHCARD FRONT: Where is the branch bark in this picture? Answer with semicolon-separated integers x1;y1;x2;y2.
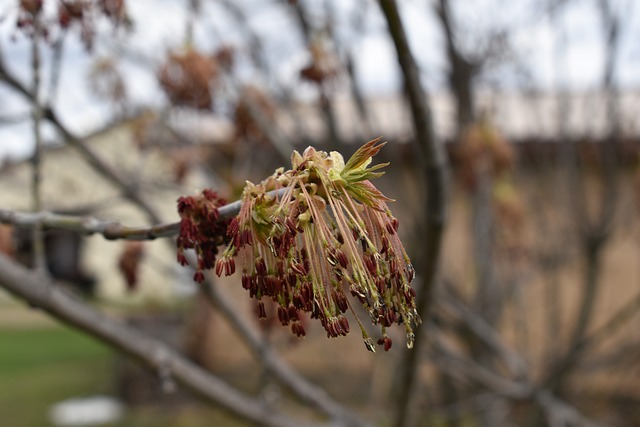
0;189;287;241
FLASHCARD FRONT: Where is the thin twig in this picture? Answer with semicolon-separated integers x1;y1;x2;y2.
30;15;47;275
46;30;66;105
0;58;163;225
575;291;640;355
287;0;342;148
547;0;624;393
200;276;371;427
43;106;164;224
0;189;287;241
0;209;179;240
428;325;609;427
438;287;529;379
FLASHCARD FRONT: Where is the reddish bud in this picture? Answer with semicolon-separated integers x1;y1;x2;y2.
255;258;267;275
338;316;350;334
214;259;224;276
257;301;267;319
288;305;300;322
193;271;205;283
383;336;392;351
177;252;188;266
292;322;306;337
277;306;290;325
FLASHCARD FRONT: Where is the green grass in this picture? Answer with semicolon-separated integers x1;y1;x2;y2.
0;326;112;427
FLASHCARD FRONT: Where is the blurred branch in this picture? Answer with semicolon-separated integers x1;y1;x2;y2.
344;52;371;136
435;0;475;130
428;324;609;427
43;106;164;224
0;56;163;224
438;286;528;379
341;2;372;135
286;0;342;147
30;16;46;275
470;165;499;324
548;0;624;393
534;390;608;427
288;0;313;43
377;2;448;427
218;0;269;70
230;77;295;161
214;0;312;146
429;330;531;399
200;277;371;427
0;209;179;240
46;30;66;105
580;340;640;372
185;0;201;45
575;291;640;357
0;253;322;427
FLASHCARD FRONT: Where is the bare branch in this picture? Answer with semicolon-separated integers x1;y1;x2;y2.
0;252;326;427
535;390;608;427
0;57;163;224
548;0;626;393
438;287;529;379
377;2;448;426
234;79;295;161
0;189;287;241
43;106;164;224
435;0;475;130
429;325;609;427
200;277;371;427
575;291;640;356
46;30;67;105
30;16;46;275
429;327;532;400
0;209;179;240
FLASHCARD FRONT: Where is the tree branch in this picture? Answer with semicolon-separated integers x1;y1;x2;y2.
30;16;47;275
0;189;287;241
0;56;162;224
200;277;371;427
0;209;180;240
574;290;640;357
377;2;448;426
547;0;624;394
0;252;326;427
437;286;528;380
429;324;609;427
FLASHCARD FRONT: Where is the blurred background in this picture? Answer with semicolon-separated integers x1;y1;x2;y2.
0;0;639;426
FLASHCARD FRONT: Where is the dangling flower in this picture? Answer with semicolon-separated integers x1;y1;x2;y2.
215;138;419;352
176;189;230;283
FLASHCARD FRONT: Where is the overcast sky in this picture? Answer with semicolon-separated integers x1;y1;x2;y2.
0;0;638;161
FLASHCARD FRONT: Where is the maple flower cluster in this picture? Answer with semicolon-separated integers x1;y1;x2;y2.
215;139;419;352
176;189;230;283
